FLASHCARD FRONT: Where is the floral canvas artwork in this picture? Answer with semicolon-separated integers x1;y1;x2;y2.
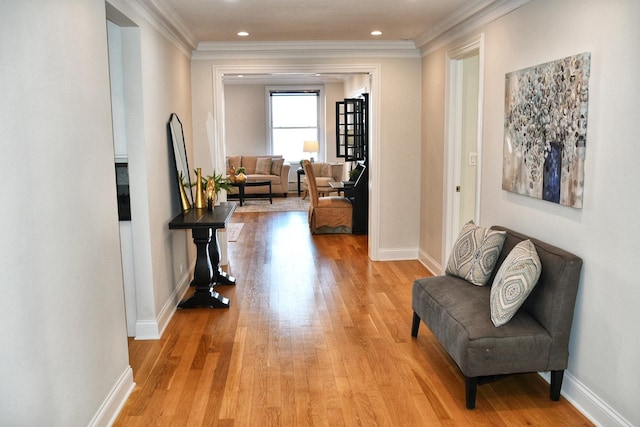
503;52;590;209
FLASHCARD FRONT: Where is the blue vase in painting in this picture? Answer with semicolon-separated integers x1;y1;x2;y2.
543;141;562;203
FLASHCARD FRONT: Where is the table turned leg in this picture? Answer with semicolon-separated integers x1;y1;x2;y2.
189;228;213;287
238;184;245;206
178;227;230;308
211;228;236;286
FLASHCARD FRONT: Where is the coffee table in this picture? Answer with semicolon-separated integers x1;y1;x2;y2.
229;180;272;206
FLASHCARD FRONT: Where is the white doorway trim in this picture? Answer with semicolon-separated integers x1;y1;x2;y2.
210;64;382;260
442;34;485;273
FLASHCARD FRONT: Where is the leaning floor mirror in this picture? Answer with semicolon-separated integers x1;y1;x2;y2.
168;113;193;212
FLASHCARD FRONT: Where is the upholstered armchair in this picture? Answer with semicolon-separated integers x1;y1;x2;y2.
301;162;344;199
302;160;352;234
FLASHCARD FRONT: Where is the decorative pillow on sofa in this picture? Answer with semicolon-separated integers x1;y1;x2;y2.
490;239;541;326
320;163;330;177
446;221;506;286
255;157;273;175
227;155;241;169
271;158;284;176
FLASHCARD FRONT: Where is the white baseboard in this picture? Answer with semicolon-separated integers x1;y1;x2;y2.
418;248;440;276
377;247;418;261
160;267;193;333
539;371;633;427
88;366;135;427
134;267;192;340
134;319;162;340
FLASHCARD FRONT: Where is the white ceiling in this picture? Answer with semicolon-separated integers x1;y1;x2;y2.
141;0;526;84
158;0;503;46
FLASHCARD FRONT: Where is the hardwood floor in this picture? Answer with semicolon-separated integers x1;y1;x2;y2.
115;211;593;426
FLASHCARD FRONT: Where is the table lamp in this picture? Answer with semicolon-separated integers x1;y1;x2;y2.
303;140;319;163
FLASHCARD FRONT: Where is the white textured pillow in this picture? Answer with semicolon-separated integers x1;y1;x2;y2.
446;221;506;286
490;239;541;327
255;157;272;175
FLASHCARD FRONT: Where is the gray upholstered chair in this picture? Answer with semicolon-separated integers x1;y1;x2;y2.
302;160;352;234
411;226;583;409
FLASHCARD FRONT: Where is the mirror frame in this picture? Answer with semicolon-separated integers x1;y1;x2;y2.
168;113;193;209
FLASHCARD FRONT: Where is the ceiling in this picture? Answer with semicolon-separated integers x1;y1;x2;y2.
158;0;504;47
142;0;525;84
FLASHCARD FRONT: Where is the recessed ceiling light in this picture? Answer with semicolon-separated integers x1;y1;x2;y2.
370;30;382;36
237;31;249;37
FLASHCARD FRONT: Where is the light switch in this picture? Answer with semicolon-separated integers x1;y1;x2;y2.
468;152;477;166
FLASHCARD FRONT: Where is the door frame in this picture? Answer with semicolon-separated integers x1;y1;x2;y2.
442;34;485;272
211;64;382;260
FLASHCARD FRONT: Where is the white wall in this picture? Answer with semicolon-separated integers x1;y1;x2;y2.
344;73;370;97
325;82;344;165
0;0;197;423
223;81;345;166
420;0;640;424
108;20;129;160
0;1;132;425
375;59;422;255
224;85;269;156
459;55;479;230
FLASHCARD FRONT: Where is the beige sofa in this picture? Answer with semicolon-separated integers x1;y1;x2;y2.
226;155;290;196
301;162;344;198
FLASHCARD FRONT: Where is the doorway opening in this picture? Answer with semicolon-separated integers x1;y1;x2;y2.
212;65;381;260
106;3;145;337
443;34;485;272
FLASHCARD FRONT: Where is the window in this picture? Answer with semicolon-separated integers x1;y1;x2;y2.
269;89;321;162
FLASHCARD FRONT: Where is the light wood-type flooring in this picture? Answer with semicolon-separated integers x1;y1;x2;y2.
115;210;593;426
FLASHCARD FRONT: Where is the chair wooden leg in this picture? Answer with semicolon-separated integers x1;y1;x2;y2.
550;370;564;401
465;377;478;409
411;312;420;337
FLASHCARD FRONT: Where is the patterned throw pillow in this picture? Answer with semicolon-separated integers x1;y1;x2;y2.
446;221;506;286
255;157;272;175
271;158;284;176
490;239;541;326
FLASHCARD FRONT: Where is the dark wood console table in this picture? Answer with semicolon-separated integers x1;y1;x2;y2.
168;202;236;308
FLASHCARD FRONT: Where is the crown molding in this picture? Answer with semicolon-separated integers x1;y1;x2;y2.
192;40;420;60
140;0;196;50
418;0;531;56
414;0;497;48
110;0;196;55
415;0;503;48
116;0;527;60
